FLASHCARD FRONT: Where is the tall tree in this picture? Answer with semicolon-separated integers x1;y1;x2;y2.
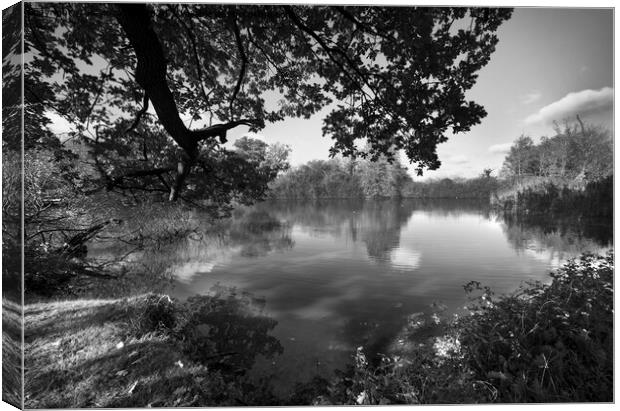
359;155;411;198
25;3;512;202
553;119;612;181
500;135;537;182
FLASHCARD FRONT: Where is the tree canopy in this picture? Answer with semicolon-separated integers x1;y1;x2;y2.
24;3;512;202
500;118;613;183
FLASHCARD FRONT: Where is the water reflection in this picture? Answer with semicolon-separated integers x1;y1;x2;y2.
359;201;412;262
228;210;295;258
163;199;610;395
181;285;283;374
501;213;612;260
162;209;294;284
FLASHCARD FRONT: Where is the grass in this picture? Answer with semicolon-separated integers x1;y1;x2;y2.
2;298;22;408
21;293;280;408
25;296;183;407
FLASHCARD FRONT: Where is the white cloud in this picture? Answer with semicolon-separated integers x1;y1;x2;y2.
448;154;469;164
524;87;613;125
520;91;542;105
488;142;512;154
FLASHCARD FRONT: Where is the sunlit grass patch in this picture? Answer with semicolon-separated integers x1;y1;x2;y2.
23;294;207;408
23;290;283;408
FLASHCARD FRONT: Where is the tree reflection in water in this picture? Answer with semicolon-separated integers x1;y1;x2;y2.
257;198;494;264
499;212;612;260
179;285;283;375
227;209;294;258
360;200;415;262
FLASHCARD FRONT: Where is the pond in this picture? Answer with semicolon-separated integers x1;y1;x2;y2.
160;198;611;395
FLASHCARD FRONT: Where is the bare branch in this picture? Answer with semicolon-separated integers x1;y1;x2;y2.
125;92;150;134
576;114;587;136
115;167;175;180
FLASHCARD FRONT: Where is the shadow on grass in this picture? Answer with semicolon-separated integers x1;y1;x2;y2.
24;290;283;408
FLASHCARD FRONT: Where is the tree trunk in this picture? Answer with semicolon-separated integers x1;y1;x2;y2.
169;155;196;202
115;4;259;201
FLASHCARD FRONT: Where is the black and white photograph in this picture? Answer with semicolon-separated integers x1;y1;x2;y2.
1;1;614;408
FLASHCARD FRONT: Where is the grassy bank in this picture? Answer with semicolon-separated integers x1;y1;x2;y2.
22;291;282;408
20;252;613;406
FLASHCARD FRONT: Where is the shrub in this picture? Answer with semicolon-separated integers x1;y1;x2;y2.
132;294;178;336
457;251;613;402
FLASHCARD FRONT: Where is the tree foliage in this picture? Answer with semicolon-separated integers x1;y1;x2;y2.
500;135;537;180
500;119;613;183
359;156;411;199
24;3;512;202
269;156;411;199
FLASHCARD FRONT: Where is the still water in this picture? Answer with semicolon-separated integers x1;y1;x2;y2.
167;198;610;393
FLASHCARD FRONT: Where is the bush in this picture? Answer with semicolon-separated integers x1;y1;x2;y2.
132;294;178;336
457;251;613;402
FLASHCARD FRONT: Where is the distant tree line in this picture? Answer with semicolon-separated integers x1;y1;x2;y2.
268;118;612;203
402;169;498;199
270;159;499;200
268;156;412;199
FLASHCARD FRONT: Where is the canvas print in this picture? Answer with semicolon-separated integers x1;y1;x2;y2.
2;2;613;408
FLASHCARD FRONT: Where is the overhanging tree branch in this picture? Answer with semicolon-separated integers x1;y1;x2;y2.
230;12;248;119
116;4;261;151
115;3;262;201
115;4;196;153
193;119;259;143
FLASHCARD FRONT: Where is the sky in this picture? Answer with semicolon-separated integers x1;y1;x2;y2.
227;7;614;180
45;6;614;181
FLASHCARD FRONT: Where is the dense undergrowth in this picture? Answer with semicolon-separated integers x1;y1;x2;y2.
21;251;613;406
